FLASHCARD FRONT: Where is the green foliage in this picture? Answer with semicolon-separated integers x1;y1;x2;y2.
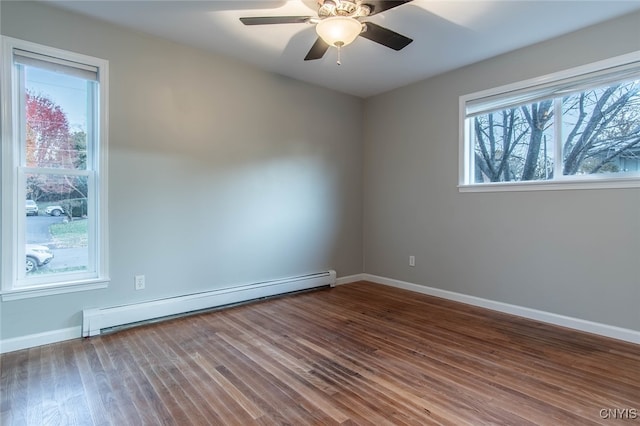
60;198;87;219
49;218;88;248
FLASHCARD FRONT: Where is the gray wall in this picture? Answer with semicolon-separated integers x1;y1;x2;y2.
363;11;640;331
0;1;364;339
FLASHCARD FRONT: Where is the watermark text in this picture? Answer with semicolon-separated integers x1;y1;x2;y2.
599;408;638;420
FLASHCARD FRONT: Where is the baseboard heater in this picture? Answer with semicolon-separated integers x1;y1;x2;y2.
82;270;336;337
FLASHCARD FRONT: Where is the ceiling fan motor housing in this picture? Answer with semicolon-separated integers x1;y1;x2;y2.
317;0;371;19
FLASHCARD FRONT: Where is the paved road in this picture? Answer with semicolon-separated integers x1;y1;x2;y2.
50;247;88;271
26;215;65;244
26;216;87;271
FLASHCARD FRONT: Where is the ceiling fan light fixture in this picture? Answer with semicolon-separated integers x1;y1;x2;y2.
315;16;362;47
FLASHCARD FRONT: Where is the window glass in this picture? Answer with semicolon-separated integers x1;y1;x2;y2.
472;101;555;183
1;37;108;296
22;67;93;170
463;62;640;189
17;63;96;284
24;174;90;277
561;81;640;176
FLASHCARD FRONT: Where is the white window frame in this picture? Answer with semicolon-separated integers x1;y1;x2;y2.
459;50;640;192
0;36;109;300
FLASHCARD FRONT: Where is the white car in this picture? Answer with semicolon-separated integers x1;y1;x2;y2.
45;205;65;216
26;244;54;273
26;200;38;216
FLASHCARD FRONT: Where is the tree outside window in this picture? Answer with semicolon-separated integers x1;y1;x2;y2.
471;81;640;184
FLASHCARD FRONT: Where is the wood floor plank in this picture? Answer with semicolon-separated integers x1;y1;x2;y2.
84;337;134;425
24;347;44;426
0;346;29;425
101;335;166;425
217;330;349;424
191;319;322;425
128;327;204;425
50;344;94;425
1;281;639;425
71;341;113;426
116;333;180;425
151;325;258;425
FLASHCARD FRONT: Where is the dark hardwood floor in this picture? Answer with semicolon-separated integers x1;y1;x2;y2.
2;281;639;425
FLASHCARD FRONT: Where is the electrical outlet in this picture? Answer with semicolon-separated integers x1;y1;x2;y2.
409;256;415;267
134;274;145;290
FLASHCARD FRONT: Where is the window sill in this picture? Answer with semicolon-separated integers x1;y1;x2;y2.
458;176;640;193
1;278;109;301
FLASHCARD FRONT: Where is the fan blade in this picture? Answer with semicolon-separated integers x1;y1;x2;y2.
240;16;312;25
364;0;413;16
304;37;330;61
360;22;413;51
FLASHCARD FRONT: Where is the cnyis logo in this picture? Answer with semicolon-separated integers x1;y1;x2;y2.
599;408;639;420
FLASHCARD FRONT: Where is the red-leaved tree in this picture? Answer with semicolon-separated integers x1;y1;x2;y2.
25;91;85;204
25;90;73;168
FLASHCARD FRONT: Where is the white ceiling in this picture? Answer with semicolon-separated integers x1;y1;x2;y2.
47;0;640;98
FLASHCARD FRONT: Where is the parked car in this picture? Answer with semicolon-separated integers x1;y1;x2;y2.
26;244;54;273
45;205;65;216
26;200;38;216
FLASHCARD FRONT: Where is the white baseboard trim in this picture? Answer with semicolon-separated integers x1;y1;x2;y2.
0;326;81;354
335;273;366;286
363;274;640;345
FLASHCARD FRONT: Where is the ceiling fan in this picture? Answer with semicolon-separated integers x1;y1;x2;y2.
240;0;414;64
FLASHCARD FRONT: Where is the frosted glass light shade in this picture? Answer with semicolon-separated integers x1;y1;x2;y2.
316;16;362;47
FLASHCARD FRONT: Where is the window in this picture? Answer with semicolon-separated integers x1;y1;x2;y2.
459;51;640;191
1;37;109;299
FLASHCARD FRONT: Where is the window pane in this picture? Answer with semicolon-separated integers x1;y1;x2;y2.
472;101;555;183
4;38;107;292
22;65;94;170
562;80;640;176
25;174;89;276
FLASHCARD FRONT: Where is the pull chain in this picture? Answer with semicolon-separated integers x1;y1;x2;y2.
335;41;344;65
